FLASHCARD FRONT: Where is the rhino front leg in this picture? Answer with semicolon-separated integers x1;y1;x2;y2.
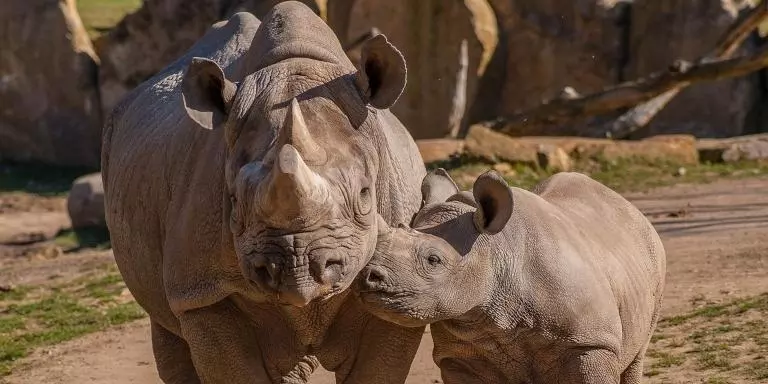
178;299;273;384
151;320;201;384
336;317;424;384
553;348;621;384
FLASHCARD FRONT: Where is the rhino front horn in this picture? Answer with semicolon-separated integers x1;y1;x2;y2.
275;98;327;165
277;144;331;204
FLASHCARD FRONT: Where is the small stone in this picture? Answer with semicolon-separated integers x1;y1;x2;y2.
492;162;515;175
536;145;572;172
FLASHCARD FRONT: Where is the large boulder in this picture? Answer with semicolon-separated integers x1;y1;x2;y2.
626;0;761;138
470;0;628;127
0;0;102;167
96;0;322;115
67;173;105;231
329;0;498;139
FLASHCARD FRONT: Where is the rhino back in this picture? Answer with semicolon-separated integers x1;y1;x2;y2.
102;12;261;328
504;173;665;364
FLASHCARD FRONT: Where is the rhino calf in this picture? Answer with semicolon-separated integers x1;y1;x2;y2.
356;170;666;384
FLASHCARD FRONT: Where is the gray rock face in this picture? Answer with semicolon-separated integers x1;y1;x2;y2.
0;0;102;167
471;0;628;124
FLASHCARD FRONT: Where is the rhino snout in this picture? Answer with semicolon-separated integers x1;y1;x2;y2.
245;251;351;306
249;254;284;290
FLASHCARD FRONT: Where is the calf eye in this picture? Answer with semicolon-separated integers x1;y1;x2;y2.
427;254;441;266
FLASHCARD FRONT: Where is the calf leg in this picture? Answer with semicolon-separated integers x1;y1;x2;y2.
553;348;621;384
620;356;644;384
151;320;201;384
178;299;273;384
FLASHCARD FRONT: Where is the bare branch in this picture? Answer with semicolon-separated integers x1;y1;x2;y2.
486;44;768;136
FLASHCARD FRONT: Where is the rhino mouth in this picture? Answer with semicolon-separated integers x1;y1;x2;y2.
355;290;428;327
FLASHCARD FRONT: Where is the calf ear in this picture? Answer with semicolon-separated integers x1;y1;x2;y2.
421;168;459;207
472;171;513;235
354;34;407;109
182;57;238;130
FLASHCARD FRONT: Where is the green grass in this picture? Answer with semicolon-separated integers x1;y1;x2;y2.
0;272;145;376
54;228;111;251
77;0;142;40
430;155;768;193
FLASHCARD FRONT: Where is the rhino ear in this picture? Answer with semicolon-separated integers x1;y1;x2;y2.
421;168;459;207
472;171;513;235
182;57;238;130
354;34;407;109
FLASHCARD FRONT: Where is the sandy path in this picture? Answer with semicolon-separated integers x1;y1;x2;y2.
5;177;768;384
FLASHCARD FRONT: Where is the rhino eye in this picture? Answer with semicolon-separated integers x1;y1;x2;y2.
427;254;441;266
357;186;372;216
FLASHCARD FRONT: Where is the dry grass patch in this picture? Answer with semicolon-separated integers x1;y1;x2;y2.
433;156;768;193
0;265;145;376
645;293;768;383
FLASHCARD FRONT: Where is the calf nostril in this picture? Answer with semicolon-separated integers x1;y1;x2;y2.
324;257;344;271
365;267;387;286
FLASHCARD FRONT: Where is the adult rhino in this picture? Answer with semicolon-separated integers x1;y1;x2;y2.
102;2;426;383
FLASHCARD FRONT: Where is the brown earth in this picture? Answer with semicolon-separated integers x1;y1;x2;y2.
3;176;768;383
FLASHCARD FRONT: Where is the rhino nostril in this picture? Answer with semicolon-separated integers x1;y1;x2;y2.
324;257;344;271
252;261;282;289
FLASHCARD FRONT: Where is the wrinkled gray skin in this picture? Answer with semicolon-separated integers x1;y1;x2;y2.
357;170;666;384
102;3;426;383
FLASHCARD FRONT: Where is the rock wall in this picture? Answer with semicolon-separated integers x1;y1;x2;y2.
96;0;321;116
329;0;498;139
470;0;631;124
0;0;102;167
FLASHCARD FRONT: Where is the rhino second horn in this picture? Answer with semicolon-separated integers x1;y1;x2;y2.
276;143;331;204
274;98;327;165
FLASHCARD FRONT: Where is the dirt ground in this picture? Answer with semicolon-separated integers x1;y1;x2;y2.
3;176;768;384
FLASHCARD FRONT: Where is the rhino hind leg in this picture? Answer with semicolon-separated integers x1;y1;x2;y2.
151;320;201;384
